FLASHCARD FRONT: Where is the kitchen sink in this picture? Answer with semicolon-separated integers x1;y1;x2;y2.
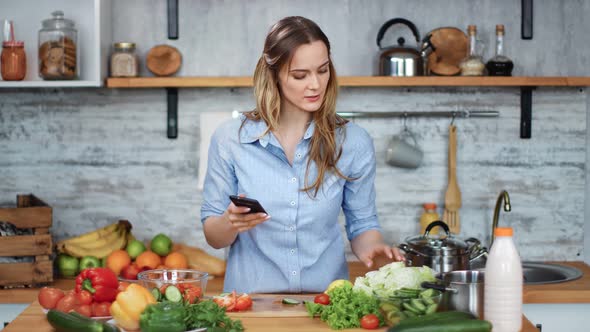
522;262;583;285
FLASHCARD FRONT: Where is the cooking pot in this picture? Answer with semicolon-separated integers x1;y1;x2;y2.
376;18;423;76
421;270;485;318
398;221;487;274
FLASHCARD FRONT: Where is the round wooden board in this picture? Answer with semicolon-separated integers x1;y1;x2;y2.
146;45;182;76
426;27;468;76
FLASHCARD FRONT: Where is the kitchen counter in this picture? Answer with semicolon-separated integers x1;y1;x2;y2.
2;261;587;331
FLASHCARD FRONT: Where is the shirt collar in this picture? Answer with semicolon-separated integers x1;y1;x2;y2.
238;114;316;146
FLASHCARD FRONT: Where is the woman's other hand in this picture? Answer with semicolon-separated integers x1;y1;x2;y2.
224;198;270;233
358;244;405;269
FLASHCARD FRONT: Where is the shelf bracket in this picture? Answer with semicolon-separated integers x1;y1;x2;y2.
167;88;178;139
167;0;179;39
520;86;533;139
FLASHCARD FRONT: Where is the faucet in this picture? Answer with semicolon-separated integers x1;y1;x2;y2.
491;190;511;247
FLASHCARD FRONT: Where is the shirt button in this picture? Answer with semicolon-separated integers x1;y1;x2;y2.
290;177;297;183
289;226;295;231
290;201;296;206
290;249;296;254
296;153;302;158
292;271;297;276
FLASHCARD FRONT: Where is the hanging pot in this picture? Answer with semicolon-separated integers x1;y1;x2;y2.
376;18;423;77
398;221;487;274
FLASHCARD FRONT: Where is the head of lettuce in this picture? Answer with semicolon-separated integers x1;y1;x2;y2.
353;262;436;299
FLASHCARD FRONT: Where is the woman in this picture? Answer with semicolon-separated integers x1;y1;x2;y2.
201;16;403;293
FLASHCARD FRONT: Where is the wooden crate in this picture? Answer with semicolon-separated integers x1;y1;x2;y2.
0;194;53;287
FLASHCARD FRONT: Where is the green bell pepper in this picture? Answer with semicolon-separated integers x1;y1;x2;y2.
139;302;187;332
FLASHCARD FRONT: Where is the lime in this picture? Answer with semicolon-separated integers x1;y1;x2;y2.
325;279;353;293
150;233;173;256
126;239;147;259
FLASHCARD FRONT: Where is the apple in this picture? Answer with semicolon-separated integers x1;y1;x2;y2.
57;254;79;277
120;263;141;280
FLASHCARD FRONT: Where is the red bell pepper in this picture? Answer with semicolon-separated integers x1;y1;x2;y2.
75;267;119;302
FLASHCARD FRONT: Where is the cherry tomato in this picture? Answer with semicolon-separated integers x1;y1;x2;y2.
75;290;93;305
91;302;111;317
234;294;253;311
360;313;380;330
55;293;77;313
38;287;65;310
314;294;330;305
74;304;92;317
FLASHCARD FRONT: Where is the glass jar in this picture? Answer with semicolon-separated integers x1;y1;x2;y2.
110;42;138;77
38;10;78;80
1;41;26;81
459;25;485;76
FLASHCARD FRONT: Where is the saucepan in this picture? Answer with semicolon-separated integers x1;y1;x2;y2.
398;221;487;274
421;270;484;318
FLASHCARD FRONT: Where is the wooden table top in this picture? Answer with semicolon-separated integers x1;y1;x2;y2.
2;261;587;332
3;301;538;332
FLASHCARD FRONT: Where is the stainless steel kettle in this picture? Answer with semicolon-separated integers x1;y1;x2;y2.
377;18;423;76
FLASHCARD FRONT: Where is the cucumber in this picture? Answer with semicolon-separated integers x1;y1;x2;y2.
151;287;162;301
164;285;183;302
419;288;436;298
46;310;104;332
282;298;301;305
100;322;122;332
387;318;492;332
398;311;476;325
410;299;426;312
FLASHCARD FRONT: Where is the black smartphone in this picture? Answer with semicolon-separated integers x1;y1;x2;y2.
229;195;267;214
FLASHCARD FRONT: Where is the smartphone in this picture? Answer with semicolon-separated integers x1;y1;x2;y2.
229;195;267;214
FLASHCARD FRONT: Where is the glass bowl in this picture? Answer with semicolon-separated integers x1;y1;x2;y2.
137;269;208;303
376;288;442;326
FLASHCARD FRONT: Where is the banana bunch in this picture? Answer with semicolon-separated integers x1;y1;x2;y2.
56;220;133;259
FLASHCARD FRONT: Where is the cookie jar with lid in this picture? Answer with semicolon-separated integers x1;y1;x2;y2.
38;10;78;80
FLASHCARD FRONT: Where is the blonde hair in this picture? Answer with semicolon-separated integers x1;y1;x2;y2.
243;16;350;197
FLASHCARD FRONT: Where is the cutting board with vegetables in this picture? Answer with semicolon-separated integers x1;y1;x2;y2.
227;294;314;318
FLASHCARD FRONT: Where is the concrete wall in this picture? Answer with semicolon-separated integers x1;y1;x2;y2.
1;0;589;262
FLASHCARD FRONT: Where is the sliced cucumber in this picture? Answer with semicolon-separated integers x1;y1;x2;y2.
164;285;183;302
282;298;300;305
151;287;162;301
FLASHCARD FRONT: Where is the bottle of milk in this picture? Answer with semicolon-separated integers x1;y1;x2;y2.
484;227;523;332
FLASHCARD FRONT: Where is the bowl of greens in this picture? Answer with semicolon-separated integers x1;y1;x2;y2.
376;287;442;326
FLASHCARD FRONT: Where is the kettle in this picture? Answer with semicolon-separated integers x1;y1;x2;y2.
377;18;423;76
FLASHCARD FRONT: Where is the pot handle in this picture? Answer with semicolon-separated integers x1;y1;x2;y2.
376;17;421;49
421;281;458;294
398;243;427;257
424;220;450;237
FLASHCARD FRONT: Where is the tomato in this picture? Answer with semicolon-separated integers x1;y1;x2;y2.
213;291;237;311
38;287;65;310
91;302;111;317
314;294;330;305
360;313;380;330
182;285;203;304
75;290;93;305
234;294;253;311
74;304;92;317
55;293;77;313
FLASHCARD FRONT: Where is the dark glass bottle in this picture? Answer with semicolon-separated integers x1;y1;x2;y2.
486;25;514;76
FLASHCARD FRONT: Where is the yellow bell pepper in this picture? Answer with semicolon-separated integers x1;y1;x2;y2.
110;283;156;330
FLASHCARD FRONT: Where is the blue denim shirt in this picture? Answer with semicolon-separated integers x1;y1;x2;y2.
201;115;381;293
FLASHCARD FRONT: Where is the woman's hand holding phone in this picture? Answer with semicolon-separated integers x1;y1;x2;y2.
225;195;270;233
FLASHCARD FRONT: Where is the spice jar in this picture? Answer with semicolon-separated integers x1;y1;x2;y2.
38;11;77;80
1;41;26;81
110;42;138;77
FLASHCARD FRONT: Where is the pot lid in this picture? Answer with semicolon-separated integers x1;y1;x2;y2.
405;221;469;256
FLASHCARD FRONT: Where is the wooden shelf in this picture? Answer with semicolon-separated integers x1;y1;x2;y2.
106;76;590;88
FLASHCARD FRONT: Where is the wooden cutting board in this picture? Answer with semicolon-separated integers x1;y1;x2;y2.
227;294;315;318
